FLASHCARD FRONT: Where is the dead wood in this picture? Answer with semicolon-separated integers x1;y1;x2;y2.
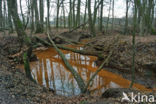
85;50;113;92
66;22;88;33
47;33;86;93
34;36;103;58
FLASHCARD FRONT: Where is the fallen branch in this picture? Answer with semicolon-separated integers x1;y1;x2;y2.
35;36;103;58
47;33;86;93
67;22;88;33
47;22;88;45
54;35;82;44
84;50;113;92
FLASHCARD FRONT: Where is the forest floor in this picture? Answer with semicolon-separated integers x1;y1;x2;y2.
84;34;156;89
0;30;156;104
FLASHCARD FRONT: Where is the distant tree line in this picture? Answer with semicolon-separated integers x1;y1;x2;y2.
0;0;156;36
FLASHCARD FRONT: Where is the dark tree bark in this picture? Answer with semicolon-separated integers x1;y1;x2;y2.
88;0;95;37
2;0;7;29
0;0;2;28
39;0;44;32
99;0;104;31
30;0;35;32
130;0;137;88
111;0;114;30
83;0;87;25
56;0;60;28
7;0;31;46
20;0;25;26
47;0;51;31
6;0;13;33
76;0;81;26
124;0;129;34
8;0;33;81
33;0;42;33
73;0;76;27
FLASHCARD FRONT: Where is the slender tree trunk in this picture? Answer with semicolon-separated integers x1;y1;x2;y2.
7;0;13;33
130;0;137;88
24;0;30;30
39;0;44;32
0;0;2;28
20;0;25;26
111;0;114;31
68;0;72;30
34;0;42;33
47;0;51;31
73;0;76;27
56;0;60;29
62;3;66;28
106;0;112;33
3;0;7;29
124;0;129;34
31;0;34;32
83;0;87;24
93;0;97;26
88;0;95;37
76;0;81;26
99;0;104;31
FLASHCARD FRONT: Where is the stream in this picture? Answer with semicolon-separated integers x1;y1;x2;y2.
17;45;154;96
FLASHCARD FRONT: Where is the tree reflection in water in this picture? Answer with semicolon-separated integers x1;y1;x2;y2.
27;45;155;96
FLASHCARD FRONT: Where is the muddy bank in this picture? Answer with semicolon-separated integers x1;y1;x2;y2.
0;36;101;104
84;34;156;88
0;33;156;104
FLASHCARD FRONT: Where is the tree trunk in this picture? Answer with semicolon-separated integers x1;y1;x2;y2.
73;0;76;27
83;0;87;26
76;0;81;26
106;0;111;33
39;0;44;32
62;3;66;28
68;0;72;30
111;0;114;31
20;0;25;26
99;0;104;31
8;0;33;81
124;0;129;34
88;0;95;37
93;0;97;26
47;34;86;93
3;0;7;29
56;0;60;29
24;0;31;30
130;0;137;88
7;0;31;46
34;0;42;33
23;52;34;81
0;0;2;28
47;0;51;31
30;0;35;32
7;0;13;33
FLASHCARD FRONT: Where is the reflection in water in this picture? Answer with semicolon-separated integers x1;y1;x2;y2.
26;45;155;96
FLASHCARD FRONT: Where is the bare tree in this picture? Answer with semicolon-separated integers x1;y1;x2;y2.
39;0;44;32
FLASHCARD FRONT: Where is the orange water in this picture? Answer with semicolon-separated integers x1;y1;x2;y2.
18;45;155;96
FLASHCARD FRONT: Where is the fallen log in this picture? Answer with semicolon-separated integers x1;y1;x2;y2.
66;22;88;33
48;33;84;45
47;32;116;94
84;50;113;91
34;36;104;58
47;33;86;93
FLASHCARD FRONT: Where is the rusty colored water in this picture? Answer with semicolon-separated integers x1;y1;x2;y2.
18;45;155;96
